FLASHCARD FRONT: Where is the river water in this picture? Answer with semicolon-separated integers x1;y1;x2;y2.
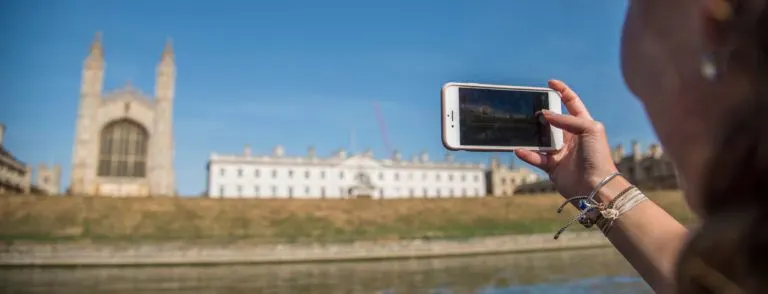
0;248;650;293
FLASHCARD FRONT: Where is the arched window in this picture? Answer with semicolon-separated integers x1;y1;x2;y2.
98;119;148;178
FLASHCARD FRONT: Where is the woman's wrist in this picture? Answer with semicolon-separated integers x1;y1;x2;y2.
594;176;633;203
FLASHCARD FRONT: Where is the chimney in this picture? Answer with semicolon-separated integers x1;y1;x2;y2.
0;123;5;146
337;148;347;159
490;156;500;169
392;149;401;161
273;145;285;157
649;144;662;159
509;157;517;169
307;146;316;159
613;144;625;163
243;144;252;157
445;152;454;162
419;152;429;162
363;148;373;158
632;140;641;161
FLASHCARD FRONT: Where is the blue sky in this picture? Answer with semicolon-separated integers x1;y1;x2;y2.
0;0;656;196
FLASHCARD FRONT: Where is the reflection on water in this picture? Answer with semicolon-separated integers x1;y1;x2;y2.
0;248;650;293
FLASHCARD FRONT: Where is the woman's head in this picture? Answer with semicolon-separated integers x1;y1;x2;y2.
619;0;767;213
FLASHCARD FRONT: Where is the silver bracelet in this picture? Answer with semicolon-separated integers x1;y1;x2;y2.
553;172;623;240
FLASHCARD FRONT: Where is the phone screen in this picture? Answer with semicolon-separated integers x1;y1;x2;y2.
458;87;552;147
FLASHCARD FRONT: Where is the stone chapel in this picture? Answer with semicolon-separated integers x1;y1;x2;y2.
69;33;176;197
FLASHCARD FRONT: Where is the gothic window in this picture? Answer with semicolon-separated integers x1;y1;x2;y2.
288;187;294;198
219;185;224;197
271;186;277;196
98;119;148;178
379;172;384;180
394;173;400;181
220;168;225;176
237;169;243;177
305;186;310;195
254;186;260;196
436;174;441;181
409;188;414;198
272;170;277;178
340;171;345;179
321;171;326;179
461;174;466;182
254;169;260;178
423;188;428;197
288;170;294;178
305;170;310;179
237;185;242;197
321;187;326;198
474;175;479;182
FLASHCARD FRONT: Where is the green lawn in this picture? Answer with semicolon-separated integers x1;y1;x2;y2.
0;190;694;245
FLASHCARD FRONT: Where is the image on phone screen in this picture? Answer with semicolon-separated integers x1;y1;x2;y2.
458;88;552;147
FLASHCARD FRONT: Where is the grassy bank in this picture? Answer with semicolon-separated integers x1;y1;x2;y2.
0;191;693;245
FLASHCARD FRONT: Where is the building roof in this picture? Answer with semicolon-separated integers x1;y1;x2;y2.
209;152;485;170
0;144;27;172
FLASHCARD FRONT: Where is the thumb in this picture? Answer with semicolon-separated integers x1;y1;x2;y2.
541;110;601;135
515;149;553;173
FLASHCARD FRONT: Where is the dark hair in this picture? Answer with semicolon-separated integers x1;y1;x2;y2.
675;100;768;293
675;2;768;292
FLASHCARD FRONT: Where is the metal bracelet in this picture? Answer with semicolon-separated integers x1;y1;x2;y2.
553;171;623;239
587;172;622;203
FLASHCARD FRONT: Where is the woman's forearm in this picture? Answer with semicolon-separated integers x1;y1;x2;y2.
595;177;691;294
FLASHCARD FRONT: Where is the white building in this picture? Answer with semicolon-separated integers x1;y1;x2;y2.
206;145;486;199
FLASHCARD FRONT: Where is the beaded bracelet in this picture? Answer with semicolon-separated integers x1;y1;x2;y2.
553;172;623;240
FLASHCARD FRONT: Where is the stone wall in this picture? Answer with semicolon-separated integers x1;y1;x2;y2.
0;231;609;266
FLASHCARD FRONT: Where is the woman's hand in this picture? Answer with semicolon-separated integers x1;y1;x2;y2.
515;80;620;200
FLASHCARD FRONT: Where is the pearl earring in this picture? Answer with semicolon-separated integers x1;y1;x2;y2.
701;52;719;81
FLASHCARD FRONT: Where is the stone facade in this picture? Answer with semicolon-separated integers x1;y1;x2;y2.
0;124;31;194
36;164;61;195
207;146;486;199
69;33;176;197
612;141;678;189
0;124;61;195
485;156;539;196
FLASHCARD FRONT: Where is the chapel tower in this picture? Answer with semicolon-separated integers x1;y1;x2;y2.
69;33;176;197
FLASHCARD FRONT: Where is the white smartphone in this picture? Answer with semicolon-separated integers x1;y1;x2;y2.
441;82;564;152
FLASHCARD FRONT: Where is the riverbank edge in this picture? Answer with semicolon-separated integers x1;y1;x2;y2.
0;231;611;267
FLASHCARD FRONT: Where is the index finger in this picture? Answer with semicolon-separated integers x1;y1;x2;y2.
549;80;593;119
